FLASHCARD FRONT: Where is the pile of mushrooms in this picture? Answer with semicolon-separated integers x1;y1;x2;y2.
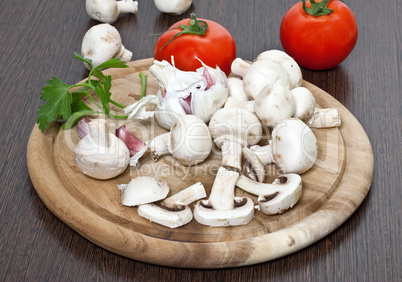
72;48;344;229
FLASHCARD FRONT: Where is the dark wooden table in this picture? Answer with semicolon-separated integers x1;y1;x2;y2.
0;0;400;281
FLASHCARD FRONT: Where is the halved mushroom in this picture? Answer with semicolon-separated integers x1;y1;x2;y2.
208;107;262;171
236;173;302;215
137;182;206;228
148;115;213;166
193;166;255;227
117;176;169;207
75;119;130;180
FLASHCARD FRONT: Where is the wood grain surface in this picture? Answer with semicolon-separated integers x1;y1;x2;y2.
26;59;373;268
1;0;400;280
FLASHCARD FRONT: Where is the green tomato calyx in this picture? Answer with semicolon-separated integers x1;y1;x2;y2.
302;0;334;16
159;13;208;51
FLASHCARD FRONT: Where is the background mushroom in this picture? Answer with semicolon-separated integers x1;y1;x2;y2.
75;119;130;180
81;23;132;70
153;0;192;15
137;182;206;228
86;0;138;24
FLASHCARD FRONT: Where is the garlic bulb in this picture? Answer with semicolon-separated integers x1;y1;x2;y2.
124;59;229;129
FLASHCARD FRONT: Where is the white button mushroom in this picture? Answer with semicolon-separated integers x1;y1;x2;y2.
148;115;213;166
117;176;169;206
75;119;130;179
85;0;138;24
236;173;302;215
81;23;132;70
245;118;318;174
208;107;262;171
239;59;291;100
256;49;303;90
153;0;192;15
137;182;207;228
193;166;255;227
253;83;296;128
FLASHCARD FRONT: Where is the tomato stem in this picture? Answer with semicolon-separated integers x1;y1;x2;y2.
159;13;208;51
302;0;334;16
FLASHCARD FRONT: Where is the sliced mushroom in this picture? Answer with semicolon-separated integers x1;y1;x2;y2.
137;182;206;228
75;119;130;180
208;107;262;171
193;166;255;227
236;173;302;215
117;176;169;207
242;147;265;183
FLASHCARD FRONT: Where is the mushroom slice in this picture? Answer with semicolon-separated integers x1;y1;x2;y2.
117;176;169;207
137;182;207;228
242;147;265;183
193;167;255;227
236;174;302;215
75;119;130;180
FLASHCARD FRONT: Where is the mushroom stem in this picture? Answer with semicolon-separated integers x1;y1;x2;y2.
162;182;207;207
231;58;251;78
208;166;240;210
148;132;170;161
117;0;139;14
307;107;341;128
220;140;243;171
88;119;109;148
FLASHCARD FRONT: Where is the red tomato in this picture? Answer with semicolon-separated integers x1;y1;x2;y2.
154;15;236;76
280;0;358;70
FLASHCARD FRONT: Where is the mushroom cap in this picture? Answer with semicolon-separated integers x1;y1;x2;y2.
193;197;255;227
243;59;290;100
208;107;262;147
271;118;318;174
253;83;296;128
119;176;169;207
256;50;303;90
153;0;192;15
257;174;302;215
81;23;132;69
291;87;316;123
75;132;130;180
85;0;118;23
137;203;193;228
168;115;213;166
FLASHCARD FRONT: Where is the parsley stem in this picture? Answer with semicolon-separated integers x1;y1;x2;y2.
110;113;129;119
139;71;147;99
110;99;126;109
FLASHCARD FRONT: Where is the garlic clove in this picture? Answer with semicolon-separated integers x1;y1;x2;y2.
77;117;90;138
115;124;148;167
191;84;228;123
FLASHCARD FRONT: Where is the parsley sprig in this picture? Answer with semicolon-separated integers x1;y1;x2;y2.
36;52;129;132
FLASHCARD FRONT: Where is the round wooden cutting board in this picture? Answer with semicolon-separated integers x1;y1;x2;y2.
27;58;374;268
